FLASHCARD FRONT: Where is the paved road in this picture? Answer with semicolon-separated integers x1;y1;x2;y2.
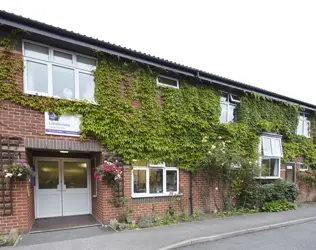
180;220;316;250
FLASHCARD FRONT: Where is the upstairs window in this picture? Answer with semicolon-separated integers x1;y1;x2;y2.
23;41;96;102
220;92;240;123
156;75;179;89
132;161;179;198
258;134;283;178
297;112;310;137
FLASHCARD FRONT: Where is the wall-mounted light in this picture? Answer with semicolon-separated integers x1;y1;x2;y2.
60;151;69;154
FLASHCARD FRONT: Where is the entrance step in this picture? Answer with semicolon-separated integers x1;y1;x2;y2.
30;215;101;233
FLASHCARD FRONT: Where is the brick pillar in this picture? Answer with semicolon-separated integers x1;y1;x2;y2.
0;179;34;233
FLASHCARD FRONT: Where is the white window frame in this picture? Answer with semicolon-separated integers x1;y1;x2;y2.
297;112;311;138
131;162;179;198
156;75;179;89
298;162;308;172
22;40;97;101
257;135;282;179
220;92;239;123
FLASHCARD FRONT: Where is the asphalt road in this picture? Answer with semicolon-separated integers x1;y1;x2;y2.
180;220;316;250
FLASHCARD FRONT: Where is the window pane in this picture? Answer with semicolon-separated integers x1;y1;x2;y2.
220;93;228;102
38;161;59;189
297;119;303;135
133;170;146;193
133;160;147;166
271;138;282;157
230;94;240;102
262;137;272;156
220;103;228;123
228;105;236;122
53;66;75;99
79;73;95;101
63;162;87;188
26;61;48;93
304;121;310;137
261;158;279;177
53;51;73;65
77;56;96;71
150;169;163;194
166;170;177;192
157;76;178;87
24;42;49;60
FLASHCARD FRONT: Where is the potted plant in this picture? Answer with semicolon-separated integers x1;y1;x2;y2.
94;161;122;183
2;159;35;180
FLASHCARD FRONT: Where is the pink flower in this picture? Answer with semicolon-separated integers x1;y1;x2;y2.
20;159;25;163
94;172;98;179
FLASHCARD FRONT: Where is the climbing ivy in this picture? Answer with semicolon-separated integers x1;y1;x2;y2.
1;29;316;171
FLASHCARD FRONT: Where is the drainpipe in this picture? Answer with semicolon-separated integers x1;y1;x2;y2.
189;171;193;215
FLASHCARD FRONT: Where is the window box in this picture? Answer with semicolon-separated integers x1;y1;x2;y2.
131;161;179;198
22;40;96;102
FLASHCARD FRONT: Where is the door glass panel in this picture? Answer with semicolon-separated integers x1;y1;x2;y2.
38;161;59;189
63;162;87;188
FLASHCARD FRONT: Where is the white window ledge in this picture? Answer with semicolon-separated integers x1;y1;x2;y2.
132;192;180;199
255;176;282;180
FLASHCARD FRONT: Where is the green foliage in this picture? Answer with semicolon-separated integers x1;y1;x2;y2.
261;200;297;212
1;29;316;172
238;94;299;138
192;210;203;220
298;170;316;188
198;139;260;210
216;207;260;218
137;215;154;228
240;180;299;208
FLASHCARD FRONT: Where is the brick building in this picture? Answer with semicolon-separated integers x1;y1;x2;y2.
0;11;315;233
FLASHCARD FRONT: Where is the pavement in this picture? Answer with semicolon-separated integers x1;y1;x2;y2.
6;203;316;250
181;220;316;249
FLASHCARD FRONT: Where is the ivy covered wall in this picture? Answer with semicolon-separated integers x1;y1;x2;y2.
1;30;316;172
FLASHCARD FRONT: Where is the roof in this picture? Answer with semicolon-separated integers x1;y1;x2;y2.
0;10;315;110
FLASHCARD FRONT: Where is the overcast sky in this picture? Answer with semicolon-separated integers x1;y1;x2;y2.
2;0;316;104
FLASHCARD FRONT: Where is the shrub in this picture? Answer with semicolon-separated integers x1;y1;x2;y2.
261;200;297;212
239;180;299;208
216;208;259;218
138;215;153;228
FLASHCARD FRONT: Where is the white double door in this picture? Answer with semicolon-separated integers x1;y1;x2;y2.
35;158;91;218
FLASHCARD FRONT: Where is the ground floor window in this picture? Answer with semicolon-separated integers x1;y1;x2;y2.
261;158;280;177
132;161;179;197
258;133;283;179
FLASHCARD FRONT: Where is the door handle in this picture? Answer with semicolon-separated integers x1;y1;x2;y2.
57;184;61;191
63;184;67;191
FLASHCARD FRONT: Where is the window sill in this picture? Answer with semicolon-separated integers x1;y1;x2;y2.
255;176;281;180
132;192;180;199
24;92;97;105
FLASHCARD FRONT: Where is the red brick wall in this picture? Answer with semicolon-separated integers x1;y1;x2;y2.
0;180;34;233
92;167;222;224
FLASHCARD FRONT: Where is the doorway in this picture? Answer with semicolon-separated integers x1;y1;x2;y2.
34;157;91;218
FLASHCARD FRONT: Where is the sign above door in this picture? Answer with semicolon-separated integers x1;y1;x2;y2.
45;112;81;137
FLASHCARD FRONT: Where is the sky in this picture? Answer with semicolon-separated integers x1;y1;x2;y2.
2;0;316;105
